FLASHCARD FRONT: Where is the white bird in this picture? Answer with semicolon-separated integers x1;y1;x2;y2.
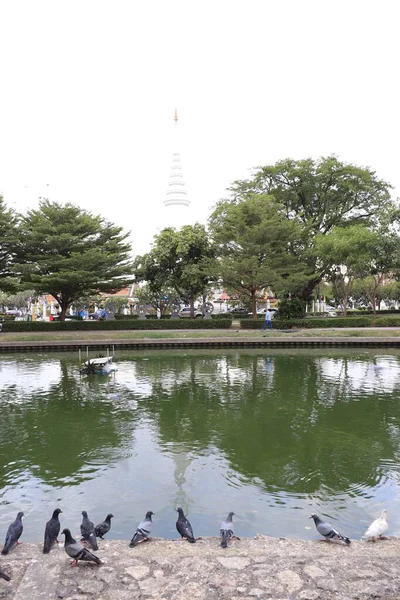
362;510;388;542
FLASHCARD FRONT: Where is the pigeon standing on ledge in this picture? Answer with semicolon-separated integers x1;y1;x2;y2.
220;512;237;548
61;528;102;567
310;513;351;544
43;508;62;554
129;511;154;547
80;511;98;550
176;508;196;543
362;510;388;541
1;512;24;555
95;514;114;539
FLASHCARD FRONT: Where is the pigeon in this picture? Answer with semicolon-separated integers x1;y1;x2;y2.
176;507;196;543
220;512;236;548
95;514;114;539
362;510;388;542
0;567;10;581
61;528;102;567
1;511;24;555
310;513;351;544
80;511;98;550
129;511;154;547
43;508;62;554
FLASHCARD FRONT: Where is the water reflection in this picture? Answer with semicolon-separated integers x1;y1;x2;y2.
1;350;400;542
0;357;138;488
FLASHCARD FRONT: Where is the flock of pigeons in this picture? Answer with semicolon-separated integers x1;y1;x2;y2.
0;507;389;580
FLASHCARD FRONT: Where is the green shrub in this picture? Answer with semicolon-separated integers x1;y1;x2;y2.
212;313;233;320
239;317;372;329
276;297;306;319
373;315;400;327
1;318;232;332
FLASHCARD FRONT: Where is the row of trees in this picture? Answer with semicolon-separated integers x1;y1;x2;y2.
134;156;400;317
1;155;399;320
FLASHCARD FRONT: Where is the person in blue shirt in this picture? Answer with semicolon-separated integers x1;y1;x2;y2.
262;309;273;330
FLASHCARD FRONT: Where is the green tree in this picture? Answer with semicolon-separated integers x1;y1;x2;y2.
134;224;215;318
3;289;36;312
134;283;176;316
228;156;393;298
0;195;19;292
14;200;133;321
314;225;384;315
103;295;132;315
208;194;307;318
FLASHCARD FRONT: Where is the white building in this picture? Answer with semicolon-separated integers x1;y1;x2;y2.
157;109;194;233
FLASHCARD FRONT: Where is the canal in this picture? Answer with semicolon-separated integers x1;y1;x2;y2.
1;348;400;543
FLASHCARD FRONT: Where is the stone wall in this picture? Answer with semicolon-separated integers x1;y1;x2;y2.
1;536;400;599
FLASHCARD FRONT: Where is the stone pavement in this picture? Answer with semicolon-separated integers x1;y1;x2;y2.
1;536;400;599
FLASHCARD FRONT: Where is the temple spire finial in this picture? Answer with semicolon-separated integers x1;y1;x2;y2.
174;108;178;122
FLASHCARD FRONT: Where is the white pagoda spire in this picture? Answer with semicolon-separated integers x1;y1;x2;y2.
164;109;189;208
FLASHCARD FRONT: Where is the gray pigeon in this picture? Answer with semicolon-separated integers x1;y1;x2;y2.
95;513;114;539
220;512;236;548
129;511;154;547
43;508;62;554
176;508;195;543
80;511;98;550
1;511;24;555
61;528;102;567
310;513;351;544
0;567;10;581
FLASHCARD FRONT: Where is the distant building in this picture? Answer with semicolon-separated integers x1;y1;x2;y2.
158;109;193;233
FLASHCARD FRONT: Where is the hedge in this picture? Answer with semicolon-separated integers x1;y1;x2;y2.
239;316;400;329
1;318;233;332
114;313;232;321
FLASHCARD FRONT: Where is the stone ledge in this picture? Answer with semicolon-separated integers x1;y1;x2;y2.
1;536;400;599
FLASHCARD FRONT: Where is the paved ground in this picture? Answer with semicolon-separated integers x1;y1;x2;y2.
2;536;400;599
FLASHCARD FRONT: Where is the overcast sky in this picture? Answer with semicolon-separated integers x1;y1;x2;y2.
0;0;398;256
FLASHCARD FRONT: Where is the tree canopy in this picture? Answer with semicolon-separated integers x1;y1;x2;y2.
133;224;215;317
230;156;393;232
14;200;133;320
227;156;394;298
0;195;20;292
208;194;308;317
313;224;390;314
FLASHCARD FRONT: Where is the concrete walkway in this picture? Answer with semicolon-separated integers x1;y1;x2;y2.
1;536;400;599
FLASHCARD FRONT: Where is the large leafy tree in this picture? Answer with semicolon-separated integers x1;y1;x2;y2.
208;194;308;318
313;224;397;315
134;224;215;317
228;156;394;298
346;224;400;313
0;195;20;292
14;200;134;320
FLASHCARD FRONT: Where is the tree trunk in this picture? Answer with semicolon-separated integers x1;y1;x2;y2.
372;290;377;315
189;297;195;319
340;275;348;317
59;304;68;322
298;275;324;301
251;289;257;320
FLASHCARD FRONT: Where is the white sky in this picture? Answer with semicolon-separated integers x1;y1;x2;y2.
0;0;399;257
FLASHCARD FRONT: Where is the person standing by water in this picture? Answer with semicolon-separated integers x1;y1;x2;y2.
262;309;273;330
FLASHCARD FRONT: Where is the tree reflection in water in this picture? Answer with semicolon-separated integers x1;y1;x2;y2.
1;349;400;541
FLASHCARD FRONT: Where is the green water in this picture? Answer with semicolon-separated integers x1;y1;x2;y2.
1;348;400;543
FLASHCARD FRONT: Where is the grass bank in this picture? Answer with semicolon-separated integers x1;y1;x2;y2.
1;326;400;343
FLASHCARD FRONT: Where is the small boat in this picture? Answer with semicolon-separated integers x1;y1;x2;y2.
80;356;117;375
